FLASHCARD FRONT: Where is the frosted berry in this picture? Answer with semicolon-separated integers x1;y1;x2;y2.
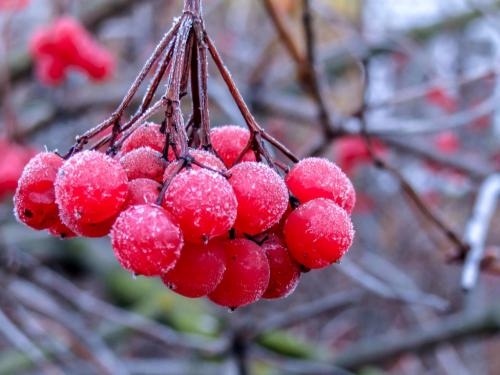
210;125;256;167
110;204;183;276
14;152;63;230
124;178;161;208
119;147;166;183
121;123;165;154
208;238;270;308
285;157;355;214
229;162;288;235
162;241;226;298
284;198;354;269
55;150;128;225
262;234;300;299
163;148;226;181
162;169;237;243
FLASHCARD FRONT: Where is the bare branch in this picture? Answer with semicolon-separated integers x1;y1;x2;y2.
462;174;500;291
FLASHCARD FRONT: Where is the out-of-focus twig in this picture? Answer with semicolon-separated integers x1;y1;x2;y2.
462;174;500;291
9;279;130;375
338;259;449;310
0;307;46;366
252;290;363;337
333;305;500;370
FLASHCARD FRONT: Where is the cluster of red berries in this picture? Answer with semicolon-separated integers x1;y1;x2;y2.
29;16;115;86
0;139;36;201
14;124;355;309
0;0;29;11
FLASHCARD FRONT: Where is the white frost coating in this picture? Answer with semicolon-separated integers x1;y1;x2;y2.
121;123;164;153
462;174;500;291
164;169;237;242
229;162;289;235
119;146;166;182
210;125;256;167
286;157;355;213
110;204;183;276
54;150;129;224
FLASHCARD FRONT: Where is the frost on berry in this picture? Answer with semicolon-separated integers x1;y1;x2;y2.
121;123;165;154
162;169;237;243
124;178;161;209
284;198;354;269
262;234;300;299
229;162;288;235
162;241;226;298
285;157;356;214
55;150;128;225
14;152;63;230
163;148;226;182
110;204;183;276
119;147;166;183
210;125;256;167
208;238;270;308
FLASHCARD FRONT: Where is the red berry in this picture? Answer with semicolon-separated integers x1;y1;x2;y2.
62;214;117;238
14;152;62;230
110;204;183;276
162;169;237;243
333;136;386;174
208;238;270;308
210;125;256;167
284;198;354;269
124;178;161;208
162;241;226;298
229;162;288;235
47;217;77;239
0;0;29;10
262;234;300;299
55;150;128;225
29;27;56;58
0;142;36;200
35;55;66;86
285;157;355;214
121;123;165;154
119;147;166;183
434;131;460;154
163;149;226;181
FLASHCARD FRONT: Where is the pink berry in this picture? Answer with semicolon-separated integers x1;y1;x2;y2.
162;241;226;298
14;152;63;230
163;149;226;181
119;147;166;183
124;178;161;208
162;169;237;243
121;123;165;154
208;238;270;308
262;234;300;299
229;162;288;235
110;204;183;276
210;125;256;167
62;214;117;238
47;216;76;239
55;150;128;225
285;157;356;214
284;198;354;269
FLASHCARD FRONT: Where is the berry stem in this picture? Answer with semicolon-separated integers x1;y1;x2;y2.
64;18;182;158
205;36;299;163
